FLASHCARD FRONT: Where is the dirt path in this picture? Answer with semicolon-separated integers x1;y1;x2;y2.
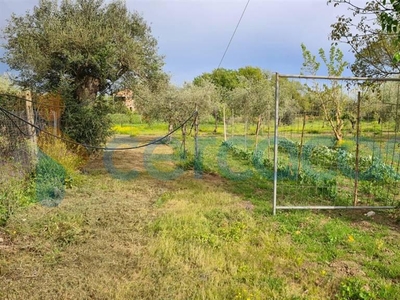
0;136;186;299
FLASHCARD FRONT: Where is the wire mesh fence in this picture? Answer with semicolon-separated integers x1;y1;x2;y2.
0;93;37;175
1;78;399;214
273;75;400;212
0;93;73;207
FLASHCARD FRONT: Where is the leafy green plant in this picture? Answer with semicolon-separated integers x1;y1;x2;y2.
0;176;34;226
61;98;113;150
109;113;131;125
35;150;67;207
337;278;375;300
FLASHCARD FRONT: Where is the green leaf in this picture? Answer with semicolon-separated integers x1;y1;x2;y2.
393;52;400;63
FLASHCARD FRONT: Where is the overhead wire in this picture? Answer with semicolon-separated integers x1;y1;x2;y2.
217;0;251;69
0;77;195;152
0;79;167;111
0;1;250;150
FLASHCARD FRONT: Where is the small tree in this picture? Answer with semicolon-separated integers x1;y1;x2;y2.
329;0;400;76
229;75;273;148
136;81;217;149
301;44;349;143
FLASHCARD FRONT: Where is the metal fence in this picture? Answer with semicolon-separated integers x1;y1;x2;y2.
273;74;400;214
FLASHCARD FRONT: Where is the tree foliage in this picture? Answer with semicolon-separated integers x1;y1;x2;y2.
329;0;400;77
194;68;242;132
2;0;164;99
301;44;349;142
362;80;400;126
0;74;20;95
136;81;218;128
229;76;272;124
193;68;239;92
1;0;165;147
237;66;264;83
193;66;303;134
278;77;303;125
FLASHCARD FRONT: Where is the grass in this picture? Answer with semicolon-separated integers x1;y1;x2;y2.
112;122;171;136
1;119;400;299
2;169;399;299
0;168;33;226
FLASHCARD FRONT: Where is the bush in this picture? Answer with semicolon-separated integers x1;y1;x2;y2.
0;134;88;224
0;163;34;226
337;277;375;300
109;113;131;125
38;133;87;184
281;110;296;125
61;97;113;150
35;150;67;207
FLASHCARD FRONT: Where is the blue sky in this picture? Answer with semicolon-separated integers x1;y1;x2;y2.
0;0;361;86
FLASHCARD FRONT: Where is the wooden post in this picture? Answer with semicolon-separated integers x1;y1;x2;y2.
223;104;227;142
231;109;234;138
194;104;202;178
52;110;57;136
194;104;199;159
181;124;186;157
244;117;248;150
297;112;307;180
24;90;38;164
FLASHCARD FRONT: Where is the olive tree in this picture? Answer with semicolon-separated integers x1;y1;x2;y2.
136;81;217;145
1;0;165;147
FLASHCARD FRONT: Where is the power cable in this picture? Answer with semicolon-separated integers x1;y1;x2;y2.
217;0;251;69
0;105;197;151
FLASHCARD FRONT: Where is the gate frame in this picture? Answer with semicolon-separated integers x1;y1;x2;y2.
273;73;400;215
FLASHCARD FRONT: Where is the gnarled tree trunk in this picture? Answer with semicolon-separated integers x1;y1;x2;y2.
75;76;101;102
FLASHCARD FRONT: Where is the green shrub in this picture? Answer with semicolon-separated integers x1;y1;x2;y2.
109;113;131;125
0;165;34;225
35;150;67;207
337;278;375;300
61;97;113;150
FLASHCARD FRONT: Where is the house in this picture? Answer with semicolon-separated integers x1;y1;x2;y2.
115;89;135;111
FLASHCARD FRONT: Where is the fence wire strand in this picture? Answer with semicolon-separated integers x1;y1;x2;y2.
273;74;400;212
0;104;197;151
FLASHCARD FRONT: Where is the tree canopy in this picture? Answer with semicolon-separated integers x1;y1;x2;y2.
1;0;165;147
329;0;400;77
1;0;165;100
0;74;20;95
193;68;239;92
301;43;349;142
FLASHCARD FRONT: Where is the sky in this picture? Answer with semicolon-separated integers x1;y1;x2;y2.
0;0;363;86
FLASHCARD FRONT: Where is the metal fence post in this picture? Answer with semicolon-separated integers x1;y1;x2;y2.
353;91;361;206
273;73;279;215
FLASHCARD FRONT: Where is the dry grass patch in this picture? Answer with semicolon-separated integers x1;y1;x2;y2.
0;170;166;299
